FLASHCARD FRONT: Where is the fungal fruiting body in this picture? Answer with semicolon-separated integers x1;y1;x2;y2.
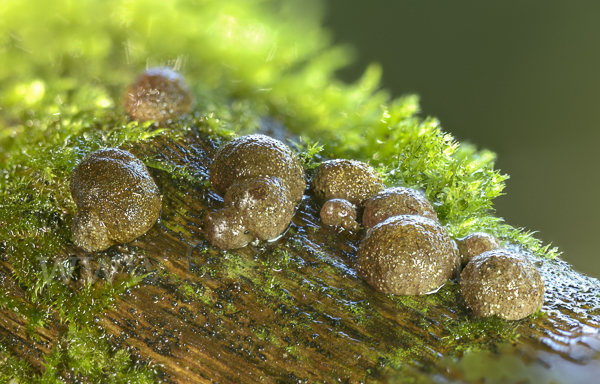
362;187;438;230
124;67;193;123
319;198;358;231
460;249;544;320
456;232;501;266
210;134;306;203
205;207;254;250
311;159;383;231
311;159;384;205
70;148;162;252
357;215;460;295
224;176;295;241
206;134;306;249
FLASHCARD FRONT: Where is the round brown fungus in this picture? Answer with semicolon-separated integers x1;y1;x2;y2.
206;134;306;250
456;232;501;266
460;249;544;320
210;134;306;203
123;67;193;123
357;215;460;295
362;187;437;230
320;198;358;231
224;177;294;241
204;207;254;250
70;148;162;252
311;159;384;206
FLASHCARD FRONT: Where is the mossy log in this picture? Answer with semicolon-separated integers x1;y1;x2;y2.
1;127;599;383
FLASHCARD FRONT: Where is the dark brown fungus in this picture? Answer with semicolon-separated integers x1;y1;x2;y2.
311;159;384;206
70;148;162;252
210;134;306;203
460;249;544;320
206;134;306;250
362;187;437;230
224;177;294;241
456;232;501;266
123;67;193;123
357;215;460;295
204;207;254;250
320;198;358;231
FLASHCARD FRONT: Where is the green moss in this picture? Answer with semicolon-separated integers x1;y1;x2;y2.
448;317;521;347
63;323;154;383
0;344;34;383
292;138;325;174
0;324;154;383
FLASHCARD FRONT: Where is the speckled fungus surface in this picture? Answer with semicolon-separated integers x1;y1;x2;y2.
362;187;438;230
123;67;193;123
456;232;501;266
460;249;544;320
210;134;306;203
70;148;162;252
319;198;358;231
206;134;306;249
204;207;254;250
357;215;460;295
311;159;384;206
224;176;295;241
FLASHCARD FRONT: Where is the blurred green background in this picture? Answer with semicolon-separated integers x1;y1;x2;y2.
324;0;600;278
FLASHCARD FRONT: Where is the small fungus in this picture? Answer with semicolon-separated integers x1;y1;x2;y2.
224;177;294;241
70;148;162;252
123;67;193;123
311;159;384;206
205;207;254;250
362;187;437;230
210;134;306;203
320;198;358;231
460;249;544;320
456;232;501;266
357;215;460;295
206;134;306;249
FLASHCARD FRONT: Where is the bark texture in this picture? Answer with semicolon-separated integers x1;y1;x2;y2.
1;128;599;383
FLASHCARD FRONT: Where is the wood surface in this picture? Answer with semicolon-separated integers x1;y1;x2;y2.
1;127;599;383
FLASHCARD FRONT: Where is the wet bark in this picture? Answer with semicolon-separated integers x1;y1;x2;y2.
1;127;599;383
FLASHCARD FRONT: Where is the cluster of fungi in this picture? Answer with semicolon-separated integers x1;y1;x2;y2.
70;68;544;321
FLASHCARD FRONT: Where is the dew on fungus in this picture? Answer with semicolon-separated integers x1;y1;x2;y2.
311;159;384;206
357;215;460;295
319;198;358;231
362;187;438;230
460;249;544;320
456;232;501;266
123;67;194;123
70;148;162;252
